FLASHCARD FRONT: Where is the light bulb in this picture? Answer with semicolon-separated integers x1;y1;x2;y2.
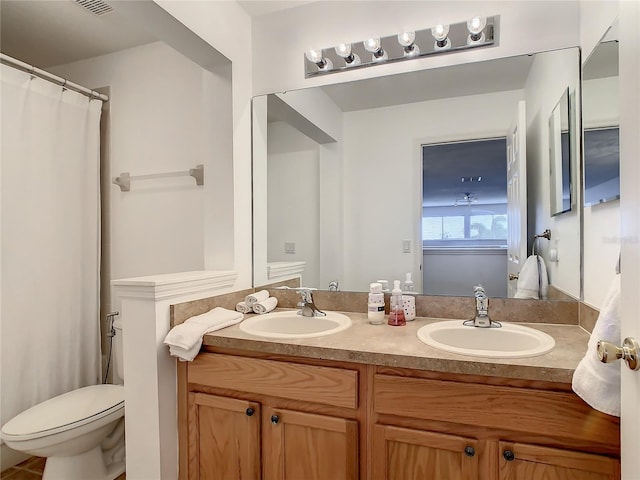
467;16;487;35
363;37;381;53
431;24;450;42
305;48;323;64
334;43;360;66
334;43;351;58
432;24;451;50
397;31;415;47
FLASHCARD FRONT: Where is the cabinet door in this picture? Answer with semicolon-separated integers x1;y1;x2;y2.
264;407;359;480
499;442;620;480
188;393;260;480
372;424;479;480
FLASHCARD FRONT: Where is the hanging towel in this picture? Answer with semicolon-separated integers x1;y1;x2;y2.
572;275;621;416
514;255;548;299
235;301;253;314
245;289;269;306
252;297;278;315
164;307;243;362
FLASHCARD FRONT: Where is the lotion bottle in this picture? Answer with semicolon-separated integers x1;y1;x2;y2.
367;283;385;325
387;280;406;326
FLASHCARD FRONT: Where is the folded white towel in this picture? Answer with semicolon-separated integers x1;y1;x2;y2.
164;307;243;361
514;255;548;299
572;275;621;416
252;296;278;315
236;301;253;314
245;289;269;306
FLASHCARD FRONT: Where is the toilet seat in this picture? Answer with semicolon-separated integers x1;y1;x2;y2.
1;384;124;441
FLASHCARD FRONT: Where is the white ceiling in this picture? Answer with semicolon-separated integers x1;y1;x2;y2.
236;0;316;17
0;0;316;68
0;0;157;67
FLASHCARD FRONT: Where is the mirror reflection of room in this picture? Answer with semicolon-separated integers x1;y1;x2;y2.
254;47;582;299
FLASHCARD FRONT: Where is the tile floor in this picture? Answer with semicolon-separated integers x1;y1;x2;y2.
0;457;126;480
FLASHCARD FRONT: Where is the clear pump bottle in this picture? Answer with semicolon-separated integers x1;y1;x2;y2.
367;283;385;325
388;280;406;326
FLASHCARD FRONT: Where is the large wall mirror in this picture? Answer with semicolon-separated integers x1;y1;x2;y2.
252;47;581;300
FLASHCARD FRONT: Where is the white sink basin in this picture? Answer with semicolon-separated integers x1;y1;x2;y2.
239;310;352;339
416;320;555;358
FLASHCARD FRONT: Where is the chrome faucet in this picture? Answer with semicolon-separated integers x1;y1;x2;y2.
296;288;326;317
328;280;339;292
464;284;501;328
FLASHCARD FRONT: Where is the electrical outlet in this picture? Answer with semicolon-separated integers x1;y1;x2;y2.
402;239;411;253
284;242;296;254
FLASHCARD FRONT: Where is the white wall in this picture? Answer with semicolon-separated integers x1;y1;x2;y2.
342;90;523;292
155;0;253;290
524;47;582;299
251;1;580;95
582;75;620;308
51;42;220;282
267;121;320;287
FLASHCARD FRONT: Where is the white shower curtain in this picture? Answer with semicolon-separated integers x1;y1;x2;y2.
1;63;102;429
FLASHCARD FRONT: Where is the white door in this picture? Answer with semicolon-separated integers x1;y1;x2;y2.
506;100;528;298
618;1;640;476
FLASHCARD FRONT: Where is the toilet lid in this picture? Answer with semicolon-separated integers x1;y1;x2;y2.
1;384;124;440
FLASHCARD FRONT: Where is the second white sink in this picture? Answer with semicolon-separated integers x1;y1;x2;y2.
239;310;351;339
417;320;555;358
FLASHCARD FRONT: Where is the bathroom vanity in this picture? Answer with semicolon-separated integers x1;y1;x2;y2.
177;312;620;480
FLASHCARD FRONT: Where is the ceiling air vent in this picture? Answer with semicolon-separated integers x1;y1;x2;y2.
74;0;114;16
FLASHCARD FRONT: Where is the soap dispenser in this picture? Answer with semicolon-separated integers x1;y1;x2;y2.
388;280;406;326
403;272;414;292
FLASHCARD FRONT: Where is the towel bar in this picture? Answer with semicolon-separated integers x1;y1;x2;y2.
113;164;204;192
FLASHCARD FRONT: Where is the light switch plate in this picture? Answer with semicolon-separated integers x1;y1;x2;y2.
284;242;296;254
402;239;411;253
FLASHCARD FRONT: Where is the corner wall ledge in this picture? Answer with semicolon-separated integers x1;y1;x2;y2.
112;270;237;300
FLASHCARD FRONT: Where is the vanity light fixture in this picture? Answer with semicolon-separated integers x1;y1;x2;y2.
431;24;451;51
334;43;361;67
467;16;487;44
304;15;498;77
363;37;388;62
398;31;420;57
304;48;333;72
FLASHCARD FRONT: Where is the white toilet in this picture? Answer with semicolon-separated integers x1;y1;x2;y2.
1;319;126;480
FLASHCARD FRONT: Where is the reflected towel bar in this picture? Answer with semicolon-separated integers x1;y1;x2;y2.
532;229;551;255
113;164;204;192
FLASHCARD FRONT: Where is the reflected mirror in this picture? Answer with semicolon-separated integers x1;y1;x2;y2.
549;87;573;215
583;33;620;206
253;47;581;299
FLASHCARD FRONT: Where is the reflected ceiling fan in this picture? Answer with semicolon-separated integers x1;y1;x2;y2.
454;192;479;206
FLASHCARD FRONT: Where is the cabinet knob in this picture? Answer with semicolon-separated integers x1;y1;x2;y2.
270;414;280;425
464;446;475;457
503;450;515;462
245;408;254;417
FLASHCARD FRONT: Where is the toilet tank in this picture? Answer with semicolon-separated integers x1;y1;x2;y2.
113;317;124;384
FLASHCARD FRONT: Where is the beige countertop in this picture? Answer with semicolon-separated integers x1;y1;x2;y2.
202;309;590;385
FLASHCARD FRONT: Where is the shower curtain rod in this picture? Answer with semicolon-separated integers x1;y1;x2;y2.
0;53;109;102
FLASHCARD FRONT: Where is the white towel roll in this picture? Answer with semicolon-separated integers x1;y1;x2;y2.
235;301;253;314
252;296;278;315
571;275;621;416
246;289;269;306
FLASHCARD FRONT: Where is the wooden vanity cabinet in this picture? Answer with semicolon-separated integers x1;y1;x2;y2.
180;350;362;480
179;351;620;480
373;370;621;480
